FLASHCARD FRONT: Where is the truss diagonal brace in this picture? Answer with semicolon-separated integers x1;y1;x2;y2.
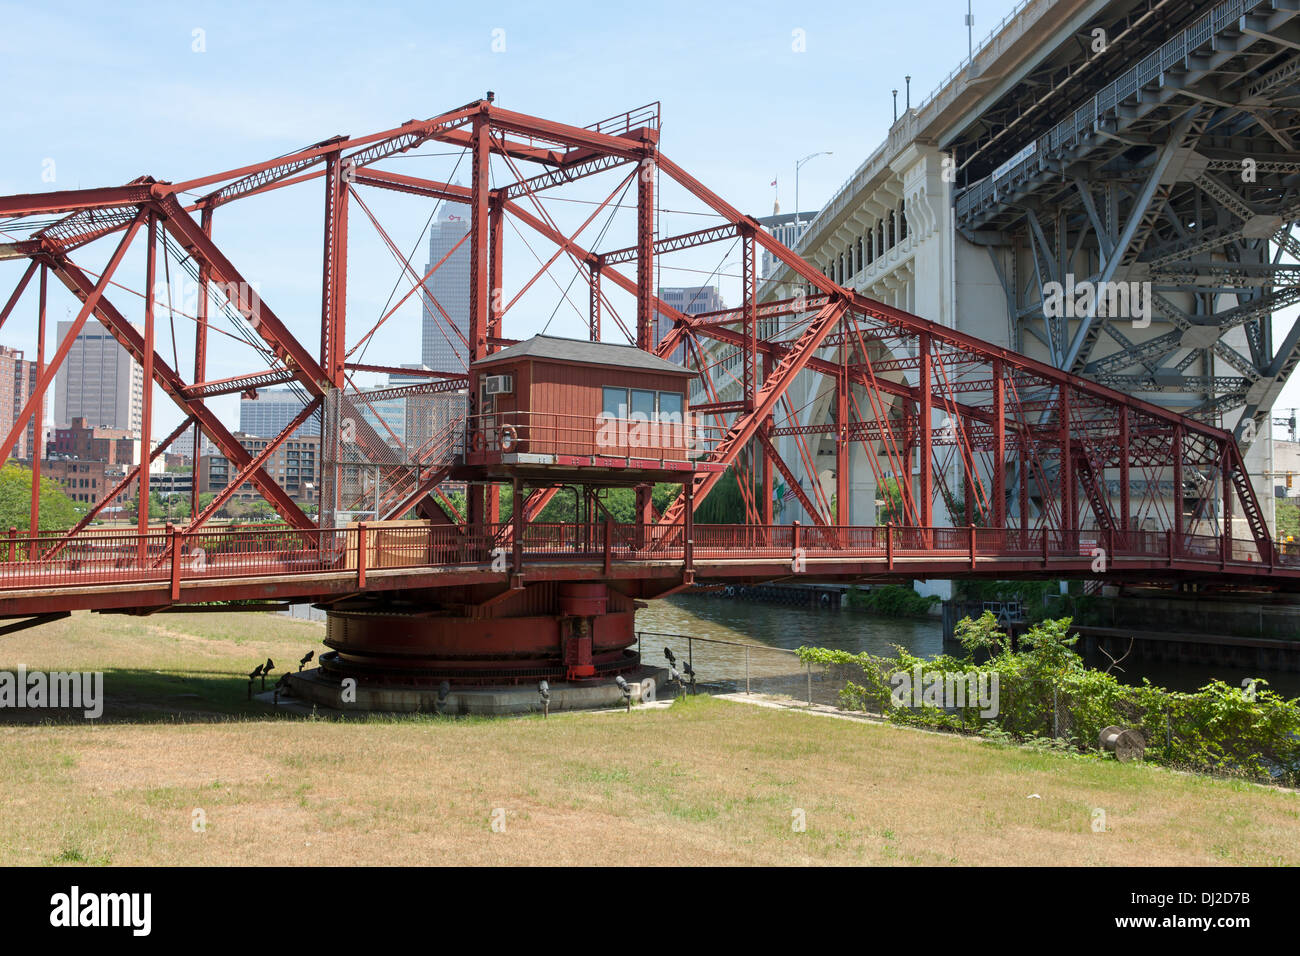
189;397;323;532
755;429;828;526
660;298;850;524
45;254;315;531
152;195;329;394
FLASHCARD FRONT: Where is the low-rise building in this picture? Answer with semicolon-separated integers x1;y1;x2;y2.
198;432;319;505
39;458;133;509
47;417;137;466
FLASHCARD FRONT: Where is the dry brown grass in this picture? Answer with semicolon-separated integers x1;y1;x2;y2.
0;611;1297;866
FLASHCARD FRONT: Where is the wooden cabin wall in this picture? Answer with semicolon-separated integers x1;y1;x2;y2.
476;359;693;459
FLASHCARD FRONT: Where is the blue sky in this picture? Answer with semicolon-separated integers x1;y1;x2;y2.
4;0;1297;435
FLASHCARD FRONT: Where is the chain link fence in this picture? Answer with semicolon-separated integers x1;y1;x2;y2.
637;631;856;708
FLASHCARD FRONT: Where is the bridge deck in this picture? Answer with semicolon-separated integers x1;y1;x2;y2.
0;523;1293;617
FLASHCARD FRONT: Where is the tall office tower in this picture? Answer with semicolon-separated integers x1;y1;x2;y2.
421;199;471;373
239;388;321;440
0;345;41;460
654;286;726;364
53;321;144;435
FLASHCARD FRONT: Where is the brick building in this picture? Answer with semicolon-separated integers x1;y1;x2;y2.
46;417;137;466
198;432;319;505
0;345;41;461
39;458;134;509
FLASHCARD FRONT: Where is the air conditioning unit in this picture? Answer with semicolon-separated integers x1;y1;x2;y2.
483;374;514;396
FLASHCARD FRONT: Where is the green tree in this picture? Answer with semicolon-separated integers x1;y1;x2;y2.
877;477;905;525
695;468;758;524
1277;500;1299;543
0;461;85;531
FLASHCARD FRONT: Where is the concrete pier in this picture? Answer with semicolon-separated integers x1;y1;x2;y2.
284;665;670;715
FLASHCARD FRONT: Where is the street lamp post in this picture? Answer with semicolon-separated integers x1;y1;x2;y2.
794;151;833;230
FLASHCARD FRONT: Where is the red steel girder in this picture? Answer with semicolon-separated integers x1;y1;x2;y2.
151;194;329;393
601;223;737;266
183;369;299;399
43;252;316;531
44;416;196;554
659;298;850;525
188;397;323;532
502;153;633;201
0;183;154;219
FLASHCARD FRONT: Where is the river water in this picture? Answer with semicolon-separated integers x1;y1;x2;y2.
635;593;1300;698
281;594;1299;697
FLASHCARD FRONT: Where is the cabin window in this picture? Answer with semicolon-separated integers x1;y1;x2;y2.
630;389;656;419
659;391;684;424
602;386;627;417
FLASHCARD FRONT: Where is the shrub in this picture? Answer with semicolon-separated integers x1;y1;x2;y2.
845;584;939;618
797;613;1300;786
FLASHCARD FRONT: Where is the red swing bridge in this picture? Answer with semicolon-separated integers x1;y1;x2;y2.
0;97;1295;703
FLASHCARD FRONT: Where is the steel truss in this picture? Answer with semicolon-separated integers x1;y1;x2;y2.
0;95;1278;597
953;0;1300;447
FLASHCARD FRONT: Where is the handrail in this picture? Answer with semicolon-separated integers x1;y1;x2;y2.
465;410;726;459
0;521;1288;595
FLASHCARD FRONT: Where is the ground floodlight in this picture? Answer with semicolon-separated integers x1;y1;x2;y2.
539;680;550;701
299;651;314;672
664;647;676;665
615;675;632;712
272;672;290;708
438;681;451;704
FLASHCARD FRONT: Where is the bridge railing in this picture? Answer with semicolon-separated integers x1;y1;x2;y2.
0;520;1287;594
692;524;796;556
180;527;351;580
0;529;173;590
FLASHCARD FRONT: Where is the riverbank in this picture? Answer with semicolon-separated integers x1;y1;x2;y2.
0;611;1297;865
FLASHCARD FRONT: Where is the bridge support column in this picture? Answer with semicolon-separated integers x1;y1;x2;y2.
294;582;647;711
992;359;1005;530
1059;385;1073;538
29;266;46;541
1019;436;1030;550
1173;425;1184;551
635;484;654;549
1118;409;1130;540
138;213;156;557
191;205;212;521
637;153;655;351
836;366;848;526
1222;440;1233;567
918;331;932;530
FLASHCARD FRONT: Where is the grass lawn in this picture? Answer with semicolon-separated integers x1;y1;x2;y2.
0;610;1296;866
